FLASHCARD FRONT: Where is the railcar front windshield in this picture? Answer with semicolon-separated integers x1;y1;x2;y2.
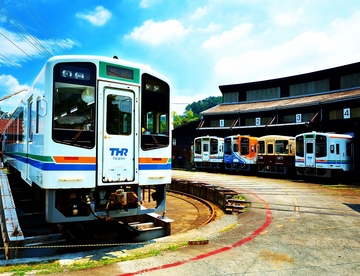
276;140;289;154
141;73;170;150
296;136;304;157
241;138;250;154
194;139;201;154
52;62;96;149
258;141;265;154
224;138;232;155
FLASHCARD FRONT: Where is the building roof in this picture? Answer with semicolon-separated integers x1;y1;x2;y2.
219;61;360;94
201;88;360;115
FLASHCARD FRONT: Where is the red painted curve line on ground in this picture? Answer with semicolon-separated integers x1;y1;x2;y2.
120;192;272;276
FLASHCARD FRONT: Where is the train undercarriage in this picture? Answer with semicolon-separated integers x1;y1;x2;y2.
0;170;172;260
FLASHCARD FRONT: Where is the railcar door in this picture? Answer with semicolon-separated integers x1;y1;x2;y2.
332;141;341;165
304;140;316;167
202;139;210;161
98;83;136;185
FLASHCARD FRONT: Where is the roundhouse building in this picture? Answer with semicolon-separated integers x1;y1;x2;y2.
173;62;360;177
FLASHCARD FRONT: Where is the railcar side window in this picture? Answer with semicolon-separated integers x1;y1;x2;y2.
346;142;352;156
141;73;170;150
330;144;335;153
52;62;96;149
316;135;327;157
28;101;33;142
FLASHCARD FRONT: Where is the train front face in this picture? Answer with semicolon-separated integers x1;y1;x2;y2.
40;56;171;223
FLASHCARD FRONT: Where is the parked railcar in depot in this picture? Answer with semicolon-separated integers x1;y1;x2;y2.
224;135;258;172
295;132;354;178
257;135;295;175
2;55;172;225
193;136;224;169
190;131;354;179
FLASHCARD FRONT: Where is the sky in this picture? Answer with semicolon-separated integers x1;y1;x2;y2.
1;0;360;115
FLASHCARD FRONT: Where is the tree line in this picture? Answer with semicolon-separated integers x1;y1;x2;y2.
173;96;221;128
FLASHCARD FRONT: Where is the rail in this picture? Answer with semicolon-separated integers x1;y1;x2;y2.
167;189;216;226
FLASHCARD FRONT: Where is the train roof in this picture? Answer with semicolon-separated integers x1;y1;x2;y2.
47;55;169;80
295;132;353;138
258;134;295;140
194;136;224;140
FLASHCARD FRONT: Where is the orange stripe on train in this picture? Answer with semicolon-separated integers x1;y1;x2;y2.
53;156;96;164
139;158;168;164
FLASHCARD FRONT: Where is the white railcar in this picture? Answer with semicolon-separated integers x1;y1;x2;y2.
295;132;354;177
193;136;224;169
2;55;172;223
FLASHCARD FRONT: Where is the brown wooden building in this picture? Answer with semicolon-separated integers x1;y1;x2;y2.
172;61;360;176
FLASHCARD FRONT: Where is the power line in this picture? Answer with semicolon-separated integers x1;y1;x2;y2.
22;0;72;55
0;0;73;78
0;30;43;67
0;5;50;59
0;53;37;77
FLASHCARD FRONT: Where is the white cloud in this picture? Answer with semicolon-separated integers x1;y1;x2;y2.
0;27;77;67
198;22;222;33
126;19;189;46
212;9;360;85
202;23;253;50
0;74;29;113
272;7;305;27
76;6;111;26
190;7;208;20
0;27;39;63
139;0;161;8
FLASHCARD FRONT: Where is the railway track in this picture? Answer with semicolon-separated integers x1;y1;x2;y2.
0;171;217;261
166;190;217;234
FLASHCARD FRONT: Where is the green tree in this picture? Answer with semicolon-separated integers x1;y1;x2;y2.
172;110;200;128
173;96;222;127
185;96;221;116
172;111;183;128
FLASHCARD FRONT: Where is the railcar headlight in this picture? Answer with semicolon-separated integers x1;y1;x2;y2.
75;72;85;79
62;70;72;78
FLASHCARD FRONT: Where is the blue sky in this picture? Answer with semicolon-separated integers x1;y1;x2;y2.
1;0;360;114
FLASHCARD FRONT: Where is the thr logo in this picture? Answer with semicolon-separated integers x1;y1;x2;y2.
110;148;128;156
